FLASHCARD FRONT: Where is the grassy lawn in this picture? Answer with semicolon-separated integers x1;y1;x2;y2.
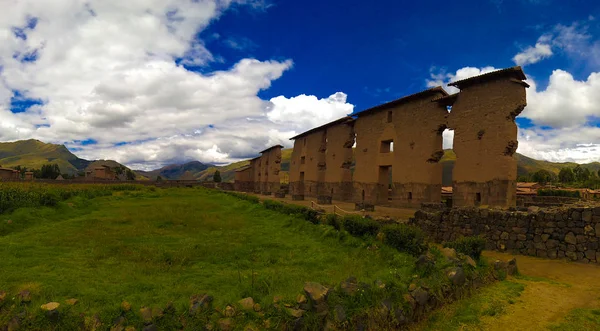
0;187;416;328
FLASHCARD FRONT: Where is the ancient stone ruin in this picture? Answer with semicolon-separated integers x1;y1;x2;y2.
235;66;528;208
234;145;283;195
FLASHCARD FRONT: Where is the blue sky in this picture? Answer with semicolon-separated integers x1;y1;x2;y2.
201;0;600;108
1;0;599;169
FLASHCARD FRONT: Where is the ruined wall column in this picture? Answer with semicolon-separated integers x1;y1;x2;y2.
447;67;528;208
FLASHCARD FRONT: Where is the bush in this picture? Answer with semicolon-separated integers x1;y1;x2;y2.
382;224;427;256
444;236;486;260
343;215;380;237
324;214;342;230
263;200;319;224
223;191;260;204
537;189;580;198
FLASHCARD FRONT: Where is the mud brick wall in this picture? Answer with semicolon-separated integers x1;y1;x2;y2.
410;206;600;263
353;88;447;207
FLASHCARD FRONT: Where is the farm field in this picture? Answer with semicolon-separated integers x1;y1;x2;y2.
0;185;427;329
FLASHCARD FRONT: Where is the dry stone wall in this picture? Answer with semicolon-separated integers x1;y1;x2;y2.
410;206;600;263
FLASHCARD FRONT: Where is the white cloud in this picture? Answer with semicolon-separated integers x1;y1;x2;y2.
513;21;599;66
0;0;355;169
267;92;354;132
513;42;553;66
522;69;600;127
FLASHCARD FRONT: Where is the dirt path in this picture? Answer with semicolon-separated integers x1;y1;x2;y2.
480;251;600;330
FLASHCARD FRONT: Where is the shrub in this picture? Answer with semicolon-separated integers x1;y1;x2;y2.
324;214;341;230
537;189;580;198
223;191;260;204
382;224;427;256
263;200;319;224
444;236;486;260
343;215;380;237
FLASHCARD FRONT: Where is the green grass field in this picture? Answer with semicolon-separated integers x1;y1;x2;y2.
0;186;420;329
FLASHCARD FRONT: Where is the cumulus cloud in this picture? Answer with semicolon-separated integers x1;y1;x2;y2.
513;42;553;66
0;0;354;169
513;21;600;66
426;66;498;94
427;65;600;164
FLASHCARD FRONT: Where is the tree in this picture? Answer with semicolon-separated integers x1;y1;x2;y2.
125;169;136;181
573;165;591;182
559;167;575;183
213;170;222;183
532;169;554;184
114;166;125;176
40;164;61;179
156;175;163;181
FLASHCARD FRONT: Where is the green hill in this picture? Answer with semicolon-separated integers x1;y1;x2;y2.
0;139;144;178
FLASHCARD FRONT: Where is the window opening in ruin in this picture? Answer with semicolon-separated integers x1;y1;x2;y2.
300;156;306;164
408;192;413;201
442;129;454;151
380;139;393;153
387;111;392;123
353;133;357;148
390;141;394;152
476;193;481;206
361;190;365;202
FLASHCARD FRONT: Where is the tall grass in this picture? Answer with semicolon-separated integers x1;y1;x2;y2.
0;183;142;214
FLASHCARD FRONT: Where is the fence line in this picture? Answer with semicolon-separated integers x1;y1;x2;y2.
310;201;365;217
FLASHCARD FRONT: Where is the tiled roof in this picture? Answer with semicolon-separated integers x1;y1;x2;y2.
289;116;354;140
448;66;527;89
354;86;449;117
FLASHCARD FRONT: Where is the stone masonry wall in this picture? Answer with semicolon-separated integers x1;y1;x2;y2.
410;206;600;263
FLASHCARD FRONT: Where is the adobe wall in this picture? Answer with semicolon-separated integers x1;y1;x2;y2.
289;120;355;202
410;206;600;264
234;167;254;192
323;120;355;201
289;131;325;199
0;169;19;180
259;146;282;195
448;78;527;208
353;89;448;207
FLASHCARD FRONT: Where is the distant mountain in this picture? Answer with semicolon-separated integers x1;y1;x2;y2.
0;139;145;178
136;161;210;180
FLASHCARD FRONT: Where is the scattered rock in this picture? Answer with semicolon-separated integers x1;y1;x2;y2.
142;325;157;331
411;287;429;305
334;305;346;323
374;279;386;289
140;307;153;323
273;296;283;303
41;302;60;311
447;267;466;286
253;303;262;312
189;294;212;314
124;327;136;331
340;276;358;296
440;247;457;259
304;282;329;303
6;220;12;224
463;255;477;268
238;297;255;311
218;318;234;331
65;298;78;305
296;294;307;304
416;254;435;270
408;283;417;292
121;301;131;312
507;258;518;275
0;291;6;302
18;290;31;302
244;324;260;331
287;308;305;318
527;206;540;213
224;305;235;317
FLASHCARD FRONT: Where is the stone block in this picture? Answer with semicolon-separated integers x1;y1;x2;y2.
317;196;332;205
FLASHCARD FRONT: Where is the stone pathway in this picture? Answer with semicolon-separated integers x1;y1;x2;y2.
480;251;600;330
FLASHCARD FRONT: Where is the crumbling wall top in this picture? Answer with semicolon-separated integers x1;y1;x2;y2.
448;66;529;89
